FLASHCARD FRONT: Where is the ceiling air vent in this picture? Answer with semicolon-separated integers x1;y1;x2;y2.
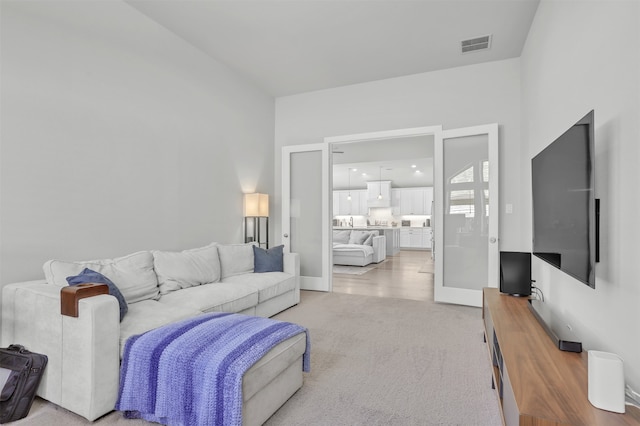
461;35;492;54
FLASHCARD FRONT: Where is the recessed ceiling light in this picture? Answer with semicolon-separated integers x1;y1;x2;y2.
352;168;357;172
411;165;417;168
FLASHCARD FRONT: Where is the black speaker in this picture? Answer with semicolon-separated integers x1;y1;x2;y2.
500;251;531;296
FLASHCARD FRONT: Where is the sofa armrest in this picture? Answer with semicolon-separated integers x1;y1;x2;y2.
2;281;120;421
372;236;387;263
283;252;300;276
283;253;300;304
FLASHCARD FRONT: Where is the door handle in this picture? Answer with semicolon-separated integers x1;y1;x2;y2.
489;237;497;243
283;233;289;238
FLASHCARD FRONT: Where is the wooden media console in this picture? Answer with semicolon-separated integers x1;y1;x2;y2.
482;288;640;425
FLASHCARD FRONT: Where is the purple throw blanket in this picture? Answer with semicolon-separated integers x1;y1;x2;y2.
115;312;310;426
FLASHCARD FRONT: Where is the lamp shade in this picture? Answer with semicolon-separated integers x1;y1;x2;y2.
244;193;269;217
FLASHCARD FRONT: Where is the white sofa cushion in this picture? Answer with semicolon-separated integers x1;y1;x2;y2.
218;243;256;279
332;244;375;257
119;300;201;357
222;272;296;303
43;251;159;304
157;281;259;314
153;243;221;295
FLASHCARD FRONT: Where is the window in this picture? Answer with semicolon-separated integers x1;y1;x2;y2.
450;190;475;216
451;166;474;184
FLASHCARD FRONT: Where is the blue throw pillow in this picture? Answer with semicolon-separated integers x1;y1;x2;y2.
66;268;128;321
253;245;284;273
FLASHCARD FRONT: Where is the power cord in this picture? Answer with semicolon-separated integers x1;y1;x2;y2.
626;384;640;409
530;280;544;301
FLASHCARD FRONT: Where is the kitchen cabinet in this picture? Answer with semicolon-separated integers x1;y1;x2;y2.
400;227;432;249
337;191;351;215
333;190;368;216
409;230;423;247
391;189;402;216
383;228;401;256
424;227;433;249
400;188;433;215
400;189;423;215
394;187;433;215
400;229;410;247
359;191;369;215
367;181;391;208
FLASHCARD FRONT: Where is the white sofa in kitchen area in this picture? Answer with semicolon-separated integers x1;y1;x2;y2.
1;242;303;424
333;229;386;266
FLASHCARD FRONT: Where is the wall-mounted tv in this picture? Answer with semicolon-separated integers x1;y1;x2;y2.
531;110;598;288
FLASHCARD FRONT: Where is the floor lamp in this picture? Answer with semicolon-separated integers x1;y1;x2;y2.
243;193;269;248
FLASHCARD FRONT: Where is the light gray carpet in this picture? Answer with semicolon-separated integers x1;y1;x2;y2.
15;291;501;426
266;291;501;426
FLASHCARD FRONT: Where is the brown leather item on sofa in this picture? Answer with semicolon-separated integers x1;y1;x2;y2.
60;283;109;317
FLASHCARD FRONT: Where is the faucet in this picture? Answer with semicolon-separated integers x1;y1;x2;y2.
349;217;353;227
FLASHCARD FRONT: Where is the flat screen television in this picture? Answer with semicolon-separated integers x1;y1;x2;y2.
531;110;598;288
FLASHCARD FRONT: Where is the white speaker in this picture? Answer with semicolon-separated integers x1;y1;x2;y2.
588;350;625;413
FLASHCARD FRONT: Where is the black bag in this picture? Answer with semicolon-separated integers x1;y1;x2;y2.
0;345;47;423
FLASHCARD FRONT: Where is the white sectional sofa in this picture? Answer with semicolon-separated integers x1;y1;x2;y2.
333;229;386;266
1;242;303;424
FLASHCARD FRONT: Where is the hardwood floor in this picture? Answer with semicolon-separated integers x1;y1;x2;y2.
332;250;434;301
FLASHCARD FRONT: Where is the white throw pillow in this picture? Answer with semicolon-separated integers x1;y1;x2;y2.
43;251;159;304
363;231;376;246
348;230;370;245
153;243;221;295
333;230;351;244
217;243;256;279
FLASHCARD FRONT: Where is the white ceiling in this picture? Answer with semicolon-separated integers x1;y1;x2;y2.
332;135;434;189
126;0;540;97
124;1;538;187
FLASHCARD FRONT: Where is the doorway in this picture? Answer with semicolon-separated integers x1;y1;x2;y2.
330;135;436;302
282;124;499;307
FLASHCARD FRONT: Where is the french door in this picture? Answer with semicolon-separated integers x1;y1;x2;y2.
281;144;332;291
434;124;499;307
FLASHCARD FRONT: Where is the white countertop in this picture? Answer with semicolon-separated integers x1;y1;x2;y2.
333;226;431;230
333;226;397;230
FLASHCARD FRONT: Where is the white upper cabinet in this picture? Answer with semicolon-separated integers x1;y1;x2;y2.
334;186;431;216
399;188;424;215
391;189;402;216
367;181;391;207
337;191;351;215
359;190;369;215
397;187;434;215
333;189;368;215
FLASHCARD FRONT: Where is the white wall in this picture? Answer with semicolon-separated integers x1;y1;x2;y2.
275;58;523;250
521;0;640;390
0;1;275;285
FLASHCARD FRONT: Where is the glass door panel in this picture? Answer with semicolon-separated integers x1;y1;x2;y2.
434;124;498;307
290;151;322;278
282;144;330;291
